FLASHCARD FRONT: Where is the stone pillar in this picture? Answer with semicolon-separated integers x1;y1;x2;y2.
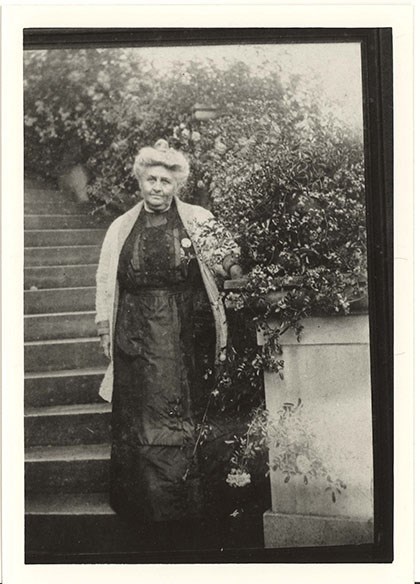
58;164;90;203
260;313;374;548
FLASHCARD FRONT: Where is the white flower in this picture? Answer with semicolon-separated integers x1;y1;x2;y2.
126;77;140;93
191;131;201;142
97;71;110;89
24;116;37;127
226;469;251;488
296;454;311;474
214;138;227;155
68;71;83;83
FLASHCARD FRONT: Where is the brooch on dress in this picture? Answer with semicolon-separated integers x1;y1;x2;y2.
181;238;192;249
179;237;194;267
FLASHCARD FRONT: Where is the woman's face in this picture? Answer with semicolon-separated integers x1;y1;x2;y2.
138;165;178;212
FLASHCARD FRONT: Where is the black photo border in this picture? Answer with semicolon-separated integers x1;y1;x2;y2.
23;27;393;566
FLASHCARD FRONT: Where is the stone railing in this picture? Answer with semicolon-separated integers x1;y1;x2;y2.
224;279;374;548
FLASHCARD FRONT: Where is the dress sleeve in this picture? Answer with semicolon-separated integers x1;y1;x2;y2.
97;320;110;336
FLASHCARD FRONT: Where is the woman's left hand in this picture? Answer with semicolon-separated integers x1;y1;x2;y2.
99;333;111;359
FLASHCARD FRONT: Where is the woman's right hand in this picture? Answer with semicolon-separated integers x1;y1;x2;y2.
99;334;111;359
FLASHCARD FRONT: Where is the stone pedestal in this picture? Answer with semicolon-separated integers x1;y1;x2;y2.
260;314;374;548
58;164;89;203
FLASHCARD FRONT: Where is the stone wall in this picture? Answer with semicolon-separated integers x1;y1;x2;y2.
260;313;374;548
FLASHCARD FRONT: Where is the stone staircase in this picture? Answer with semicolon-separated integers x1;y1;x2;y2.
24;180;152;562
23;179;268;562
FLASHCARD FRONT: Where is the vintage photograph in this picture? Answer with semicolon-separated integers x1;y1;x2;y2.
22;30;391;564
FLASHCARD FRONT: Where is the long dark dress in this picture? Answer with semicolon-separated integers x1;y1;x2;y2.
110;202;206;524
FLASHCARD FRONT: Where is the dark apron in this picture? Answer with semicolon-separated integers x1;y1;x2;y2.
110;203;205;522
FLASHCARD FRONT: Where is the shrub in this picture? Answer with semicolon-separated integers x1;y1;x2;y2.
24;47;366;317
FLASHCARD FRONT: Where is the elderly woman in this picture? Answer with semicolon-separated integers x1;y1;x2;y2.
95;139;242;548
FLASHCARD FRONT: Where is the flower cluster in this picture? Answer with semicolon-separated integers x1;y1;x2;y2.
226;468;251;488
227;401;346;502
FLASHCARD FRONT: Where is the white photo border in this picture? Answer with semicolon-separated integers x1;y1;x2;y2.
1;4;413;584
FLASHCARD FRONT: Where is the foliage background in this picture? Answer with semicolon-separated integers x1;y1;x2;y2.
24;45;367;319
24;45;367;527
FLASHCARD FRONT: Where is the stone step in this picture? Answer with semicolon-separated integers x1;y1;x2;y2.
25;245;101;267
24;201;91;215
25;229;105;247
25;367;105;408
24;185;89;201
25;443;110;494
24;189;64;205
25;311;97;341
25;492;233;561
25;187;65;200
25;264;96;289
25;402;111;447
25;492;154;557
25;179;52;190
26;491;113;516
25;214;103;230
24;286;96;315
25;337;107;373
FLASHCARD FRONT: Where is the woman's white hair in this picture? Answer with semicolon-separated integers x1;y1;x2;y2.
133;139;190;187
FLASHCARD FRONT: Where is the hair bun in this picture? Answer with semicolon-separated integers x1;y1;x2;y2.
133;140;190;187
154;139;169;152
